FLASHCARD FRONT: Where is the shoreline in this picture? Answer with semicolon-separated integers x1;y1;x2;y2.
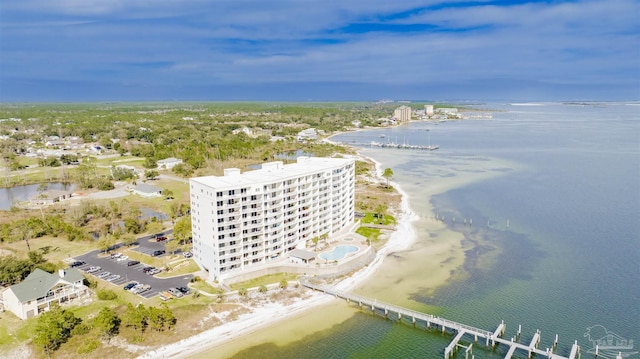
139;125;509;358
138;141;423;359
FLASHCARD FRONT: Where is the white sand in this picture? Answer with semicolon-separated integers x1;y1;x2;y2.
137;154;420;359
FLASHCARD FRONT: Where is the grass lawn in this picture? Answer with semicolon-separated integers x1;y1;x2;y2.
361;212;396;226
356;226;381;241
2;236;96;263
190;281;224;295
156;259;199;278
229;273;298;291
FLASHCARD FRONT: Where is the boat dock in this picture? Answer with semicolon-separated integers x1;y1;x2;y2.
302;281;581;359
340;140;439;151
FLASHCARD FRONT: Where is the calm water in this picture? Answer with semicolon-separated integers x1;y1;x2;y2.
0;182;75;210
230;103;640;359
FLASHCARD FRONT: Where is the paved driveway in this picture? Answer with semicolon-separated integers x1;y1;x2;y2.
75;246;191;299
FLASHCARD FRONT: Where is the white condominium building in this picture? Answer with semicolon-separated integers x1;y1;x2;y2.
189;157;355;280
393;105;412;122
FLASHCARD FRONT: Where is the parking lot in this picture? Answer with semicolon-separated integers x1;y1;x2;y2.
74;236;192;299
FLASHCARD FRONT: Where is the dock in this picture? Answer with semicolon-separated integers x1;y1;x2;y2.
302;281;581;359
340;141;439;151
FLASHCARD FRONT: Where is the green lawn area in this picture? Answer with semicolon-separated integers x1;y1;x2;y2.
229;273;298;291
156;259;199;278
361;212;396;226
191;281;224;295
356;226;381;241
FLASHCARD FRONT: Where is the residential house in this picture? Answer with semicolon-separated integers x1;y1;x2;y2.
1;268;89;320
133;183;162;197
157;157;183;169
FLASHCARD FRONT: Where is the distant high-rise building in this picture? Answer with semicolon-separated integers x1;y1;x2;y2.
425;105;434;116
393;106;412;122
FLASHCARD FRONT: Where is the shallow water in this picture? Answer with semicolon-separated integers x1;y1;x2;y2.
202;103;640;358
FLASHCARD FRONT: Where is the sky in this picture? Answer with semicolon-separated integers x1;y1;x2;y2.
0;0;638;102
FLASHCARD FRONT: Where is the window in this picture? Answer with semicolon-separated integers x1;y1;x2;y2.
217;201;223;206
228;190;235;196
217;209;224;215
217;191;223;197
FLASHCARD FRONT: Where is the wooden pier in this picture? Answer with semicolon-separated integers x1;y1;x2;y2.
302;281;580;359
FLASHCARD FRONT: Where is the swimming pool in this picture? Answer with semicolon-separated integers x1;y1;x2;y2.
319;245;358;261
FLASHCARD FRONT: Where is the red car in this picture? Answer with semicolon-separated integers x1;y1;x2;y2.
156;236;167;242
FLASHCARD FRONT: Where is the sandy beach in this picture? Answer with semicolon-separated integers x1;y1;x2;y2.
138;128;516;358
136;151;421;359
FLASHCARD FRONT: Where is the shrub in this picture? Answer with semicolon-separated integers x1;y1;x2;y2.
76;338;100;354
238;287;248;296
96;289;118;300
70;323;91;336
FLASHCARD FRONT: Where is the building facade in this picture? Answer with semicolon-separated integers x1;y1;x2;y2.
393;105;412;122
189;157;355;280
1;268;89;320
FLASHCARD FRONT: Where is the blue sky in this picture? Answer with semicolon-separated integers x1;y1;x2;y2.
0;0;638;101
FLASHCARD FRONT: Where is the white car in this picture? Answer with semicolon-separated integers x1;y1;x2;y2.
106;274;121;282
86;266;101;273
97;271;111;279
116;255;129;262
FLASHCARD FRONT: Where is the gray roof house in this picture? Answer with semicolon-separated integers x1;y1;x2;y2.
157;157;183;169
1;268;89;320
133;183;163;198
289;249;317;264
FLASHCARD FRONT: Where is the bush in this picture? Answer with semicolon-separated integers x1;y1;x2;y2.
96;289;118;300
76;338;100;354
70;323;91;336
238;287;248;296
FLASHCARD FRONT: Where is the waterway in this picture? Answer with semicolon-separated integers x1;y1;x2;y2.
200;102;640;359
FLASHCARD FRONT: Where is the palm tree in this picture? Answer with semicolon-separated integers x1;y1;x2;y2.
382;168;393;188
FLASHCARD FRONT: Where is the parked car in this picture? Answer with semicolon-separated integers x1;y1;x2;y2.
86;266;101;273
110;253;121;259
142;266;154;273
106;274;121;282
168;288;184;298
97;271;111;279
138;284;152;294
127;260;140;266
156;236;168;242
182;251;193;258
149;268;162;275
151;250;165;257
70;260;85;267
177;287;190;295
123;282;138;291
116;255;129;262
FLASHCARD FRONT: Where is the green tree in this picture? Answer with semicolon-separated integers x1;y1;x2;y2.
144;170;159;180
162;188;174;200
279;279;289;290
92;307;120;341
238;287;248;296
143;157;157;169
33;306;81;357
165;239;181;255
311;236;319;250
173;217;192;244
382;167;394;188
258;285;268;294
375;203;388;224
0;255;34;286
122;303;146;333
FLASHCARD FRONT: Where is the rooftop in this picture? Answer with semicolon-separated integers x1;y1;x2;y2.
191;156;353;190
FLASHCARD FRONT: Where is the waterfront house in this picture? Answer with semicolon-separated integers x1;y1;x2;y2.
133;183;163;197
1;268;89;320
29;190;73;205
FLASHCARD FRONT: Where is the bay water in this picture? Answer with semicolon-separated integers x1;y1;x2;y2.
224;102;639;359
